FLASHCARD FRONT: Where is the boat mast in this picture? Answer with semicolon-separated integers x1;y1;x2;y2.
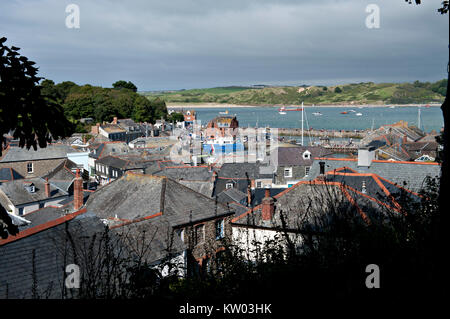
301;102;304;146
417;106;421;130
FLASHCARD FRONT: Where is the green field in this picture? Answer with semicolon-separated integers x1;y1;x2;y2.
140;80;447;105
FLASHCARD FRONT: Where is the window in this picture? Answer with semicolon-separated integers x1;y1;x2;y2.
215;219;224;240
256;181;262;188
27;162;33;174
177;229;185;242
284;167;292;177
194;224;205;245
305;166;310;176
226;182;233;189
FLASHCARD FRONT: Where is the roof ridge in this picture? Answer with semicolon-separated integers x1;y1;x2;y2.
0;208;87;246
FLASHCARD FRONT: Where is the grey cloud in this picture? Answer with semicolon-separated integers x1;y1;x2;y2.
0;0;447;90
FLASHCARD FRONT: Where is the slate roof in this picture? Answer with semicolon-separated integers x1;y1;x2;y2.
250;188;286;207
232;182;355;230
0;178;68;207
0;210;107;299
42;159;77;192
213;178;250;197
323;171;421;211
0;144;79;162
85;173;234;228
110;214;186;265
0;168;23;182
153;166;216;182
88;142;130;159
216;188;248;206
178;180;215;198
217;162;273;180
306;158;440;192
276;146;333;166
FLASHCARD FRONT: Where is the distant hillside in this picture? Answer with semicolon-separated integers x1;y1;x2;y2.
140;80;447;105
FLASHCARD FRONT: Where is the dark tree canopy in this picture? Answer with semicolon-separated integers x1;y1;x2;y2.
0;37;73;156
167;112;185;123
112;80;138;92
49;82;168;125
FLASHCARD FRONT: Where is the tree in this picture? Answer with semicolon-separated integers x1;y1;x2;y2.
0;37;73;238
112;80;138;92
132;96;155;123
0;37;73;156
407;1;449;300
334;86;342;93
167;112;185;123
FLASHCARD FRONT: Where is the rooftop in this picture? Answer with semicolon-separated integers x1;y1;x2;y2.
85;172;233;227
0;144;80;162
307;157;440;192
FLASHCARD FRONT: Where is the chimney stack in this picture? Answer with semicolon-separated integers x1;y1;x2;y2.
45;178;51;197
357;146;375;167
362;180;367;194
402;135;407;144
73;169;83;211
317;161;326;181
261;188;274;221
91;123;100;134
211;170;218;183
247;185;252;207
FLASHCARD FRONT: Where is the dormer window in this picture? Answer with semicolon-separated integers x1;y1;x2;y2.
226;182;233;189
27;162;33;174
302;151;311;160
24;183;35;193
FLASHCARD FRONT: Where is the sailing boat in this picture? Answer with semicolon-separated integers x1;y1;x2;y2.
278;106;287;115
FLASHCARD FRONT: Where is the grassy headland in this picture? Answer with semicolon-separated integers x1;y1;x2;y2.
140;80;447;106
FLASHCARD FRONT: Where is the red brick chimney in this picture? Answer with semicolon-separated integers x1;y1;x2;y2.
73;169;83;211
45;178;50;197
402;135;407;144
261;188;274;221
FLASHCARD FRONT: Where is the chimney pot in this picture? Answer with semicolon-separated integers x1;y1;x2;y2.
319;161;325;175
261;188;274;221
73;169;83;211
45;178;51;197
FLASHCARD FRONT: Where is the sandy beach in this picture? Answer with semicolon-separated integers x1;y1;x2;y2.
167;102;442;109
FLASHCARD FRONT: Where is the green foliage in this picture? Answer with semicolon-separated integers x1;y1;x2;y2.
142;80;447;106
41;81;167;125
112;80;138;92
0;37;74;238
334;86;342;93
167;112;185;123
0;37;73;154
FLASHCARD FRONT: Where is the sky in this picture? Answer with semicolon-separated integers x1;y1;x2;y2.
1;0;448;91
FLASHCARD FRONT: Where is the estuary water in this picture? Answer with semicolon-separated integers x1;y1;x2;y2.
179;106;443;133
